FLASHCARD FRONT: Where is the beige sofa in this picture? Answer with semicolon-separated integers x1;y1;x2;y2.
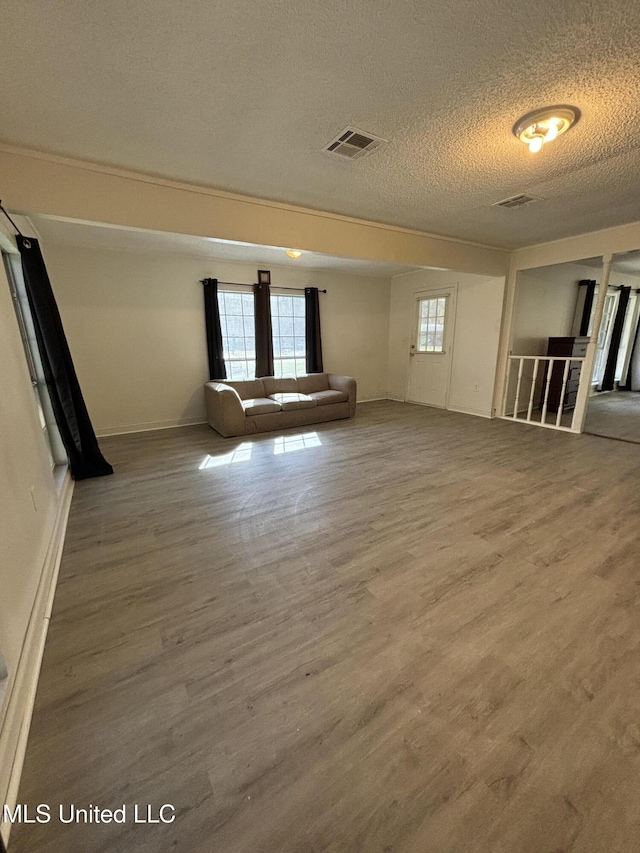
204;373;356;437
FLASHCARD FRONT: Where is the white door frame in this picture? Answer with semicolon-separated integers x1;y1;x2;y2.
405;284;458;408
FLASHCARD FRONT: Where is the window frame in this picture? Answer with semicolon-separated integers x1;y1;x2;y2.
270;289;306;378
415;295;448;354
217;286;257;381
3;252;67;469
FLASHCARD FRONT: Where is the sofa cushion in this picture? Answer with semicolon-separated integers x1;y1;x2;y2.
269;392;316;411
309;389;349;406
242;397;282;416
225;379;265;401
297;373;330;394
262;376;299;396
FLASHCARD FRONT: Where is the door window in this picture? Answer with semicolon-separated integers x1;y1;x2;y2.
416;296;447;353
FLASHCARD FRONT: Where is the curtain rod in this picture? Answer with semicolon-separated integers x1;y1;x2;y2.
200;279;326;293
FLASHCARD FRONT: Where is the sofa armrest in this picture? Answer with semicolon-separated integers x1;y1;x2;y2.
204;382;246;437
328;374;357;417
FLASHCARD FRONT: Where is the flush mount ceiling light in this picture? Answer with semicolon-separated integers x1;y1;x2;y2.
286;249;303;259
512;105;580;153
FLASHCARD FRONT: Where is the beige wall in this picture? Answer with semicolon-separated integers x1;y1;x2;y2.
388;269;505;418
511;262;640;356
0;241;72;834
0;144;509;276
43;244;391;434
0;259;59;683
511;264;584;355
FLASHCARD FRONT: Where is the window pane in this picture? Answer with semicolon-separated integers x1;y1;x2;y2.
225;292;242;314
279;316;294;336
272;294;306;376
416;296;446;353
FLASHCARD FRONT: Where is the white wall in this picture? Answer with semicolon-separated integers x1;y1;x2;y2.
42;244;391;434
388;269;505;418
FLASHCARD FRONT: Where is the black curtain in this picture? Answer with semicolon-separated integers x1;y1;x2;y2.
16;236;113;481
305;287;324;373
253;282;274;377
579;279;597;337
624;318;640;390
601;286;631;391
202;278;227;380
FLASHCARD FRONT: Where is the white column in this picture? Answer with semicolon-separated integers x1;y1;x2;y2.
492;261;517;417
572;255;612;432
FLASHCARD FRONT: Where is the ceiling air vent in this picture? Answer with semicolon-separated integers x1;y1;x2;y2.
493;194;540;209
323;127;386;160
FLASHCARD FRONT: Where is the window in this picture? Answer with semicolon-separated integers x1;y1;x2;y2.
417;296;447;353
218;289;256;380
271;292;306;377
217;288;307;379
3;253;66;467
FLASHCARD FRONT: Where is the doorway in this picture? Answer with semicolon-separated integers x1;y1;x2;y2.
584;249;640;443
406;286;456;408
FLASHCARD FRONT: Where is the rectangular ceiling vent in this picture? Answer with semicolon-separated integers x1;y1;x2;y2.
493;194;540;209
323;127;386;160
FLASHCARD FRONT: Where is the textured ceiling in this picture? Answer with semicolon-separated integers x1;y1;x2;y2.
2;0;640;249
31;217;420;277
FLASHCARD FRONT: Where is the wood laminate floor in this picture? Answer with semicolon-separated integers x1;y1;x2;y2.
584;390;640;444
11;401;640;853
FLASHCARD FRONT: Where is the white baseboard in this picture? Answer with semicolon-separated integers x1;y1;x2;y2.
447;403;492;419
96;416;207;437
0;470;73;848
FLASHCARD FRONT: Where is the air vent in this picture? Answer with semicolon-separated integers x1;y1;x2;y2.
493;194;540;209
323;127;386;160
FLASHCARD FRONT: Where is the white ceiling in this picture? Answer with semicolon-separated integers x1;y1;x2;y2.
30;216;421;277
2;0;640;249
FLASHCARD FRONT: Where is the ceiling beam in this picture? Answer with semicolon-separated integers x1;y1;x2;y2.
0;144;509;277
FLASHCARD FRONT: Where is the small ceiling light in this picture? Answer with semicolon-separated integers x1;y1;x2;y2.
286;249;302;259
512;105;580;153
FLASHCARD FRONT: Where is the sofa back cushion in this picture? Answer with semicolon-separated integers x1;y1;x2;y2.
225;379;265;400
297;373;330;394
262;376;299;396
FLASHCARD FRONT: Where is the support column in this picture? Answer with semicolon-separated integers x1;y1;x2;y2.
572;254;612;432
492;261;518;417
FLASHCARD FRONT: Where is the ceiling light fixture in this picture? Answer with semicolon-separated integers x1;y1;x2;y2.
286;249;302;259
512;105;580;154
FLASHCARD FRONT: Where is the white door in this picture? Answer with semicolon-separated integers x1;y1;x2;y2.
407;288;456;408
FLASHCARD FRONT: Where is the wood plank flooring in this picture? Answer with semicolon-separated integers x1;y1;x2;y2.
10;401;640;852
584;389;640;444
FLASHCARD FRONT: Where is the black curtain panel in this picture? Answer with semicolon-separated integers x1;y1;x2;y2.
304;287;324;373
601;287;631;391
579;280;597;337
624;316;640;391
202;278;227;380
15;236;113;481
253;282;274;377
